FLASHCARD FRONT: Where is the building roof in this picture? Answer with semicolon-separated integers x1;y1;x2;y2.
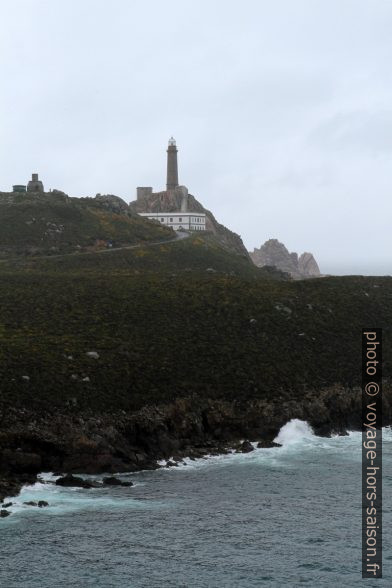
139;212;205;217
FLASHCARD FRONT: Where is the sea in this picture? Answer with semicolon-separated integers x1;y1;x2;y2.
1;420;391;588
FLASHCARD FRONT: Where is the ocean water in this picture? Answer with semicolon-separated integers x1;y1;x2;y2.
1;420;391;588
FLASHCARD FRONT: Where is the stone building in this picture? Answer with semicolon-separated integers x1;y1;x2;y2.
137;138;206;231
27;173;44;193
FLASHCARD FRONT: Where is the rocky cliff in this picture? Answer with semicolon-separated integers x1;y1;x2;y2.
129;190;249;258
250;239;321;279
2;382;391;502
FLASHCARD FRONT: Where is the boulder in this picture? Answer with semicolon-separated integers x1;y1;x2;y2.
2;502;12;508
0;510;10;517
23;501;38;506
238;440;254;453
94;194;129;214
257;440;282;448
55;474;97;489
38;501;49;507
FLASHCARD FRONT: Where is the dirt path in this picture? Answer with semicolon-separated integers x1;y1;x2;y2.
0;230;191;264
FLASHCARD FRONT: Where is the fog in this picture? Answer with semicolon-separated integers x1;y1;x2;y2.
1;0;391;274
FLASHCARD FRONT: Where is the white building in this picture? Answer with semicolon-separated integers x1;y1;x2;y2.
139;211;206;231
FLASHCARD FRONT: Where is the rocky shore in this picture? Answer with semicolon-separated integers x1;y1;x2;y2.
1;382;391;506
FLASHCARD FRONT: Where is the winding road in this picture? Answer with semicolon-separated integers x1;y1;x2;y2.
1;229;191;264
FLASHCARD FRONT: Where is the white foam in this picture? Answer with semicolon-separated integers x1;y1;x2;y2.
2;427;390;520
3;476;162;518
273;419;315;446
383;426;392;441
38;472;60;483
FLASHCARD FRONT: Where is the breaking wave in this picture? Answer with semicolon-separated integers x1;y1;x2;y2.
273;418;315;446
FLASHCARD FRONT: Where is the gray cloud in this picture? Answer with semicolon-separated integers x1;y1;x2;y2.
1;0;392;274
309;110;392;155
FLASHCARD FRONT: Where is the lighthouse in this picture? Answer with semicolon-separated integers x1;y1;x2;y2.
166;137;179;191
137;137;206;231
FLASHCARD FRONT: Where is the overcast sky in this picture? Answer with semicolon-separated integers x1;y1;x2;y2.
1;0;392;274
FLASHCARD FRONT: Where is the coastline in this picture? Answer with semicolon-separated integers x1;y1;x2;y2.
2;381;391;505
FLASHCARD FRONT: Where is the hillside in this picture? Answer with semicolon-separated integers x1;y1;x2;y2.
0;191;173;257
0;198;389;416
0;246;391;412
8;231;286;279
0;194;391;494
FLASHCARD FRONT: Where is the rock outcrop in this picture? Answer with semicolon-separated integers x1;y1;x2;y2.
91;194;130;214
250;239;321;279
2;381;391;502
129;189;249;258
55;474;104;489
298;252;321;277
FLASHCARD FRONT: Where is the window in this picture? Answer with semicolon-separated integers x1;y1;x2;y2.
169;218;173;222
179;218;182;222
161;218;164;222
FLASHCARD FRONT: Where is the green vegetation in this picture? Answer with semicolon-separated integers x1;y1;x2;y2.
10;232;282;278
0;230;390;411
0;193;390;415
0;193;173;256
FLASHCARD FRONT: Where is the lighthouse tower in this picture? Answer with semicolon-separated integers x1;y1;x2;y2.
166;137;179;191
137;137;206;231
